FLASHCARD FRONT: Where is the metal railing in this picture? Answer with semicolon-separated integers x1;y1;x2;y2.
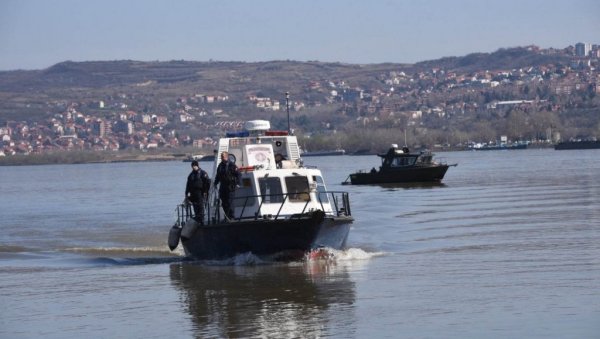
176;190;351;226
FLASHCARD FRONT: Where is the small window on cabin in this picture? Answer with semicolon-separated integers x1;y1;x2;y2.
391;157;407;167
285;176;310;202
392;157;416;167
258;177;284;203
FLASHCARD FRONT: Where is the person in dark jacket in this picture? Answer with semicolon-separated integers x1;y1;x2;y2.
185;160;210;223
214;151;240;219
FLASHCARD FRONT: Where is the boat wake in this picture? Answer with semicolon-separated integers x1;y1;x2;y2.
0;246;187;270
84;256;186;266
0;245;30;253
201;252;271;266
305;247;386;262
176;247;387;267
3;244;385;269
60;246;184;266
2;242;385;268
65;245;181;258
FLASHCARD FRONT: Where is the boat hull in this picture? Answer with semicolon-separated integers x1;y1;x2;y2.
181;210;353;260
349;165;450;185
554;141;600;150
472;144;527;151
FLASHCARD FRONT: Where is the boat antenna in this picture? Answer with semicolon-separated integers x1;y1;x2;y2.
286;91;291;135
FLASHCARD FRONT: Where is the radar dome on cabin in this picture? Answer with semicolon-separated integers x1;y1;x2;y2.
244;120;271;134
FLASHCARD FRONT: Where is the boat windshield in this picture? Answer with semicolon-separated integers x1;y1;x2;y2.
391;156;416;167
232;178;256;207
259;177;284;203
417;154;433;163
285;176;310;202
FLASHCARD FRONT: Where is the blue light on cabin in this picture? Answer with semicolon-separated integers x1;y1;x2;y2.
226;131;250;138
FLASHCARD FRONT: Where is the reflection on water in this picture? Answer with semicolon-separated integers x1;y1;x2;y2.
169;260;356;338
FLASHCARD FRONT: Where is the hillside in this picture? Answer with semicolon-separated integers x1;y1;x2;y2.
0;45;598;159
415;46;569;72
0;47;571;94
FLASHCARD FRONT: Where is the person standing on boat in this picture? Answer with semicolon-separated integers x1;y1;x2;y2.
185;160;210;223
214;151;240;219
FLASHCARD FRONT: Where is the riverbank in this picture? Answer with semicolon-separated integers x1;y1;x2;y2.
0;150;187;166
0;143;555;166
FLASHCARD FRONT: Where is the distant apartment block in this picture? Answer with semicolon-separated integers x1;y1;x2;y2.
114;120;134;135
575;42;592;57
92;120;106;137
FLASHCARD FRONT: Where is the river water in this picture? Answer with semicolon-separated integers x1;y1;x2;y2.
1;149;599;338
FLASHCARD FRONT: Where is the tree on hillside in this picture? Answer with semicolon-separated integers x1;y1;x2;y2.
504;109;529;140
469;121;497;142
529;110;562;140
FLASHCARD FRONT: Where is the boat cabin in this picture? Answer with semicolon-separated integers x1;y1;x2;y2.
377;144;436;171
204;120;348;222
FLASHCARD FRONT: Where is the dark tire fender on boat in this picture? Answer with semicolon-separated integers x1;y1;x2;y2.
168;224;182;251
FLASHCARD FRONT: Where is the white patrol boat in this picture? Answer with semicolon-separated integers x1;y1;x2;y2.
168;120;353;260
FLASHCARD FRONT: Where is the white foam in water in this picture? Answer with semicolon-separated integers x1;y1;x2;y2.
199;248;386;266
305;247;386;262
232;252;266;265
202;252;267;266
64;245;385;266
172;244;186;257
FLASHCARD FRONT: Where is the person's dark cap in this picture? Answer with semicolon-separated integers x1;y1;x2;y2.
191;160;199;167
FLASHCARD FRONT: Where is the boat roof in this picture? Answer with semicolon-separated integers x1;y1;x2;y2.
211;120;302;173
377;146;417;158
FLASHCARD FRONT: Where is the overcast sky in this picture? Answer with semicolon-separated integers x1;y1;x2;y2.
1;0;598;71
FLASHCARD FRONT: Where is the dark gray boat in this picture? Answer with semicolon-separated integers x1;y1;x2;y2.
343;145;456;185
471;143;528;151
554;140;600;150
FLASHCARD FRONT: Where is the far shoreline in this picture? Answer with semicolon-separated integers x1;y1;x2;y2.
0;150;192;166
0;143;555;166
